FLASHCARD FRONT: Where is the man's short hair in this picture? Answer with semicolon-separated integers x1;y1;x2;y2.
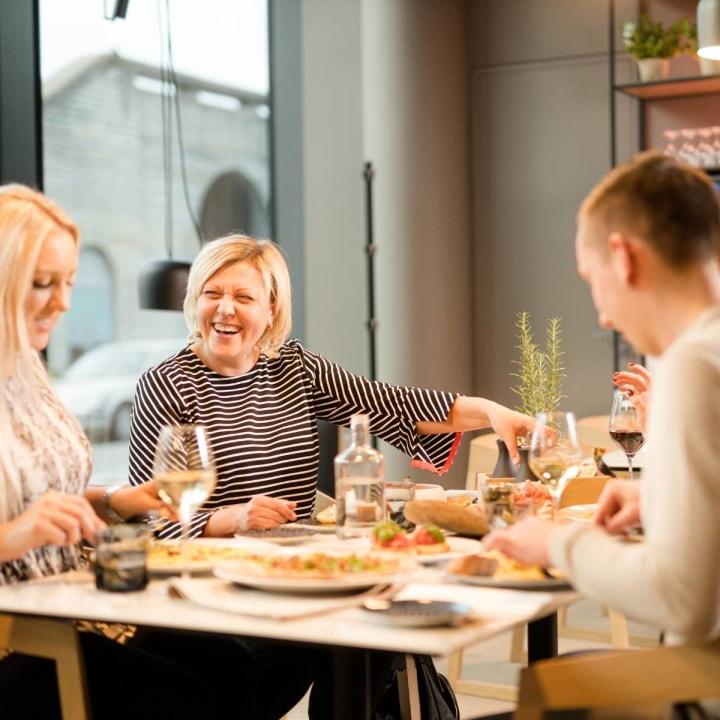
580;151;720;267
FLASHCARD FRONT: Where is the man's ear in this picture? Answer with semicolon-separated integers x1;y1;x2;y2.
607;231;635;286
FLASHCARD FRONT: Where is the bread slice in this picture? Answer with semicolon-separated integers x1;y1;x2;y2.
404;499;488;536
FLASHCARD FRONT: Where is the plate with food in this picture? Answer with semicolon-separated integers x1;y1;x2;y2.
147;539;258;575
286;504;337;534
558;504;597;523
446;550;570;589
369;522;482;564
214;551;418;593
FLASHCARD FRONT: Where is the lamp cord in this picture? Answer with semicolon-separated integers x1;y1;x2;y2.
164;0;203;244
157;0;203;258
157;0;173;258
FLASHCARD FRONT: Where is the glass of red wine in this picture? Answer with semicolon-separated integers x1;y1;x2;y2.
609;390;644;481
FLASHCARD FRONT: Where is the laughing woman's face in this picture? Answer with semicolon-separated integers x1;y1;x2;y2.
194;260;274;375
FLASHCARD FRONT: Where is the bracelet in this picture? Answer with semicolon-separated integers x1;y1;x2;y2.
102;484;127;524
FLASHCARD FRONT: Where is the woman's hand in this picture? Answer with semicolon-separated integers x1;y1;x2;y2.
0;491;105;562
234;496;297;532
418;397;535;465
593;479;641;535
203;495;297;537
109;480;178;522
483;401;536;464
483;517;559;567
613;363;651;433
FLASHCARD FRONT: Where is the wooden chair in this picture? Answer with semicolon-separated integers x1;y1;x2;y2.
0;614;90;720
514;638;720;719
449;432;524;701
576;415;611;451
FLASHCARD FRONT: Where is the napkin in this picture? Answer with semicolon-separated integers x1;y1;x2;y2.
169;577;391;622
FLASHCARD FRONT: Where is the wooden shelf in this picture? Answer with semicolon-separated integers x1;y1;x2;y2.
615;74;720;100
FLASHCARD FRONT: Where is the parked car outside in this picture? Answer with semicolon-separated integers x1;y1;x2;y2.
54;338;187;443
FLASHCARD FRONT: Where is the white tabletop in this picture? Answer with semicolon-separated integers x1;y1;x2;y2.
0;570;578;657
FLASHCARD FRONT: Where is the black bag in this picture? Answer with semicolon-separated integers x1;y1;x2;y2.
373;654;460;720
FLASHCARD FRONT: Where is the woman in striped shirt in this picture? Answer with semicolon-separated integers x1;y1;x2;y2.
128;234;534;540
127;234;535;719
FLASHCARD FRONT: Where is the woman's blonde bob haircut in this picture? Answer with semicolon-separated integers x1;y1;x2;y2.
183;234;292;357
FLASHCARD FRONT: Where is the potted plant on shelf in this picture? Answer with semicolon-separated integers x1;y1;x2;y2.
508;311;566;481
622;14;696;82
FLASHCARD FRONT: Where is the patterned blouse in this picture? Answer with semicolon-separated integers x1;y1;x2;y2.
129;340;461;539
0;374;92;585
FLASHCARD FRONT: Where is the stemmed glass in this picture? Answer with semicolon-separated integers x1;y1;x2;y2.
153;424;217;578
528;412;583;512
609;390;644;481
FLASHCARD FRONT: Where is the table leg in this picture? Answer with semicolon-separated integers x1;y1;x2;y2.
332;647;371;720
527;612;558;664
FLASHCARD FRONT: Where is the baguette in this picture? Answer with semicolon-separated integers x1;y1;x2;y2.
404;499;489;537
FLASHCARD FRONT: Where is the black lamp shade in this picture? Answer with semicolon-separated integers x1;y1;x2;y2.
138;258;191;311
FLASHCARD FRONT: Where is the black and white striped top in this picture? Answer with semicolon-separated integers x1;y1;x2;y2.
128;340;461;539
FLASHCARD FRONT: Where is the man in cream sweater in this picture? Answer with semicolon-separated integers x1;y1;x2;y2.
485;151;720;645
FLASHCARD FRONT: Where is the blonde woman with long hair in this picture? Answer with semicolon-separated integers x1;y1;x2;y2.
0;184;221;719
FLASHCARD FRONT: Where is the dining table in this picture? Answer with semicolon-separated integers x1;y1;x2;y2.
0;534;579;720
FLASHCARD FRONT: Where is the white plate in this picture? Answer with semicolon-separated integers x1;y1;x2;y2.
370;536;483;565
214;561;418;594
147;538;270;575
447;573;570;590
558;504;597;523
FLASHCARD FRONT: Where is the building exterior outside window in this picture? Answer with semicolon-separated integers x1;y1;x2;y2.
40;1;270;484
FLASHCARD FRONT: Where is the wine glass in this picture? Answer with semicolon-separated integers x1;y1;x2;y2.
609;390;644;481
152;424;217;578
529;412;583;511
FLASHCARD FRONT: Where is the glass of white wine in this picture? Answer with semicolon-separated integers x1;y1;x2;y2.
153;424;217;577
529;412;583;512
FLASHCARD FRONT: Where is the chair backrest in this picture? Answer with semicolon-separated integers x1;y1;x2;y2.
558;476;609;509
466;432;501;489
514;639;720;720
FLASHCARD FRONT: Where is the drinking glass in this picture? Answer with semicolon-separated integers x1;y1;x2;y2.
152;424;217;577
528;412;583;510
609;390;644;481
95;524;152;592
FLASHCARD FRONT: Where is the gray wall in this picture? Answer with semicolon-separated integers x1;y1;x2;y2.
274;0;474;488
468;0;637;419
273;0;654;488
361;0;473;486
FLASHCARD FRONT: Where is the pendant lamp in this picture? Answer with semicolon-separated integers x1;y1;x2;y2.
698;0;720;60
138;258;190;311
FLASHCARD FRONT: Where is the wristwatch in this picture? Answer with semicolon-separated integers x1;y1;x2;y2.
102;484;127;524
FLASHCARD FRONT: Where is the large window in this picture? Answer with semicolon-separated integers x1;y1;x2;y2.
40;0;271;485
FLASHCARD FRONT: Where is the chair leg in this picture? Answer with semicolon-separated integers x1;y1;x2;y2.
608;608;630;649
0;614;90;720
510;624;526;664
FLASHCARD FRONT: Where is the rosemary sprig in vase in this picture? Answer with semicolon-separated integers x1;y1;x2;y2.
509;312;566;481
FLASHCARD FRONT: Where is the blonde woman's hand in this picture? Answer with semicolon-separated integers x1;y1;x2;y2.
234;495;298;532
110;481;178;522
0;491;105;562
613;363;651;433
484;402;536;465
